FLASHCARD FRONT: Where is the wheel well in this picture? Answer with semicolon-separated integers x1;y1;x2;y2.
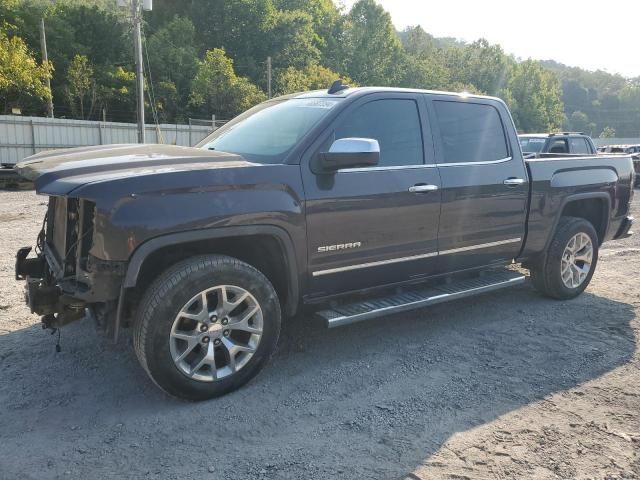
560;198;608;244
127;235;291;321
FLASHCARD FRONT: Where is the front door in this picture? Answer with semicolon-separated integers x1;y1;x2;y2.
302;94;442;298
428;96;528;272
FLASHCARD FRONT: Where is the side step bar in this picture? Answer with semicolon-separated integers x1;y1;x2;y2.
316;270;526;328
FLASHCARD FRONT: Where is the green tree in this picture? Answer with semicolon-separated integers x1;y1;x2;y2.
455;39;513;95
273;0;343;69
0;30;52;113
146;16;199;122
401;26;436;58
504;59;565;132
275;64;353;95
190;48;266;119
12;1;130;119
268;9;321;70
398;53;450;91
99;65;135;122
599;126;616;138
190;0;276;82
342;0;404;86
568;110;595;134
66;53;93;118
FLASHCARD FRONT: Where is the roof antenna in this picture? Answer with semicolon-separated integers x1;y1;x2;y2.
328;79;350;94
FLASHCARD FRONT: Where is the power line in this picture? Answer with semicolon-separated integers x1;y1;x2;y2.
141;25;164;143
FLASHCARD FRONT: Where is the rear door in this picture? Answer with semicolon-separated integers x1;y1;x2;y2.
427;96;528;272
301;93;442;297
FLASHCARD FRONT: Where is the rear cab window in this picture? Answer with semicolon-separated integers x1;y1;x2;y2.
548;139;569;153
432;100;509;163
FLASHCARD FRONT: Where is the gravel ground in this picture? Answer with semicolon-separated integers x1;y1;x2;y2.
1;189;638;480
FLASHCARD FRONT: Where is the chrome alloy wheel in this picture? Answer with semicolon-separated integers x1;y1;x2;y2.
560;232;594;289
169;285;263;382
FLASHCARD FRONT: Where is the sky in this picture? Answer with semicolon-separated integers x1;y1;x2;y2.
341;0;640;78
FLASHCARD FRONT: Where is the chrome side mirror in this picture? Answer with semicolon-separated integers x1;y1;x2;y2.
317;138;380;171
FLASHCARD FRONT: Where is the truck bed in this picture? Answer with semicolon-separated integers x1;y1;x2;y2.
522;154;635;258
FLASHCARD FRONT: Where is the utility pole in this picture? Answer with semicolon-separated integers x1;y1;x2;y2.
267;56;272;99
39;18;54;118
116;0;151;142
132;0;145;143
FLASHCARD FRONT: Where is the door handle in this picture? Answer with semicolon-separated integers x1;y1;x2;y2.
408;184;439;193
503;178;525;186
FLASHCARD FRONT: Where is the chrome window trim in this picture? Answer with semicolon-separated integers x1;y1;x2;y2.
336;157;514;172
437;156;512;167
336;164;437;173
311;237;521;277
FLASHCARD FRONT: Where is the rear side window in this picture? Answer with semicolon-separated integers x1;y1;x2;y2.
569;137;591;154
334;99;423;167
433;101;508;163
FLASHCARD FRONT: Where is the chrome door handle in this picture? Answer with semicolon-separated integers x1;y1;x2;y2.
408;184;439;193
503;178;525;186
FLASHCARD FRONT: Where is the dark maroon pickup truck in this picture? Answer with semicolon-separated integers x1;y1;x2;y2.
14;84;635;400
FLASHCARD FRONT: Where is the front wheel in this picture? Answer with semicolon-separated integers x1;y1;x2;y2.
133;255;281;401
530;216;599;300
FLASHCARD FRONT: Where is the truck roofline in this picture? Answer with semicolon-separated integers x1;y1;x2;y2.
284;86;504;103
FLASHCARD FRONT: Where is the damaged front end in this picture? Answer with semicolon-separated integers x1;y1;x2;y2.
16;196;125;335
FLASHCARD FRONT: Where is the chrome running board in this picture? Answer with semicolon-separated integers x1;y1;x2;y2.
316;270;526;328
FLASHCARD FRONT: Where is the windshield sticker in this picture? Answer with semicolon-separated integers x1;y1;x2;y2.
296;99;339;109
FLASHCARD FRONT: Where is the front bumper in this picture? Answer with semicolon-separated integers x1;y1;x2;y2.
614;215;634;240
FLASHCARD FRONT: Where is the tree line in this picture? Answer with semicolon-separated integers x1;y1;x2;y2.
1;0;639;137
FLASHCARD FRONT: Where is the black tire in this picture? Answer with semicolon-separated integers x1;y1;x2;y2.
133;255;281;401
530;216;599;300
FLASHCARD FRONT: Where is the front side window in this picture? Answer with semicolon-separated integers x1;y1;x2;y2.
434;101;508;163
569;137;591;154
333;99;424;167
199;97;342;163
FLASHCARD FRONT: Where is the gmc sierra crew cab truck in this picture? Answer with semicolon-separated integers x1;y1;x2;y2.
15;84;635;400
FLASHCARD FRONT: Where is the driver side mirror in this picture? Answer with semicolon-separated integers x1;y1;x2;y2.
316;138;380;172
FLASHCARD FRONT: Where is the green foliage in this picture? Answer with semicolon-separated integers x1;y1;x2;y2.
342;0;404;86
146;16;199;122
568;111;595;135
275;64;353;95
453;40;513;96
66;54;93;118
599;126;616;138
0;30;52;113
503;60;565;132
99;66;135;121
189;48;267;119
543;60;640;137
7;0;633;134
268;9;321;70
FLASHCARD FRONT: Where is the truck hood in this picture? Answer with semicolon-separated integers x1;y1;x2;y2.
16;144;252;195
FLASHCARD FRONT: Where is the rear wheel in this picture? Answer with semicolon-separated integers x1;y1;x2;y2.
133;255;281;401
530;216;599;300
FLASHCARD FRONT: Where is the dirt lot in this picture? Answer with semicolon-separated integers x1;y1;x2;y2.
1;189;639;480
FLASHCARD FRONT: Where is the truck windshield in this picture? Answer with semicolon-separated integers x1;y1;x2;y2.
519;137;546;153
198;97;342;163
